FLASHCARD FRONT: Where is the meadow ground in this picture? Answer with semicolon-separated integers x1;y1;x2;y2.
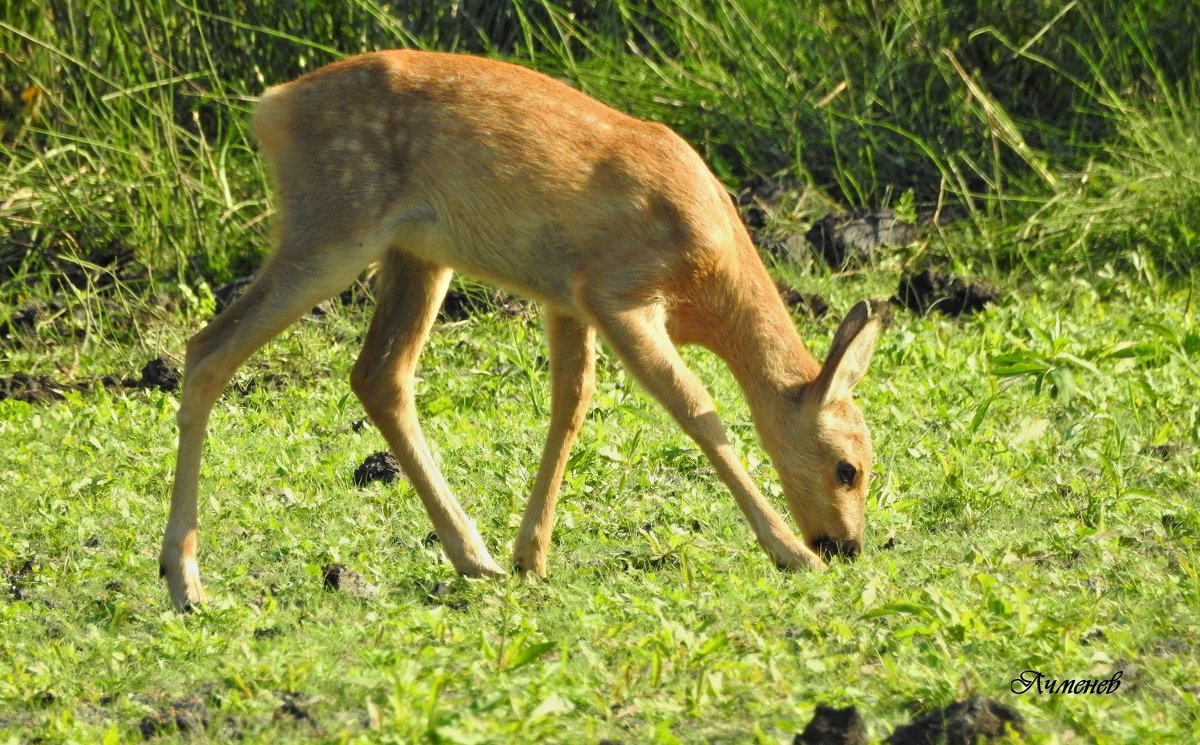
2;1;1198;742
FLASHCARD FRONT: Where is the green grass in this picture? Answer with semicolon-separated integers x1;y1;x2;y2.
2;0;1200;742
1;274;1198;742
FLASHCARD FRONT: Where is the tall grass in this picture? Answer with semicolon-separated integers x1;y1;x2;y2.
2;0;1198;310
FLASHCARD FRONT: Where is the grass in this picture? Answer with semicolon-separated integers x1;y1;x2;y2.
2;0;1200;742
1;273;1197;742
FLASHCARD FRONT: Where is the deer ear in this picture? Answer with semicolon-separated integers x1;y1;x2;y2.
811;300;887;405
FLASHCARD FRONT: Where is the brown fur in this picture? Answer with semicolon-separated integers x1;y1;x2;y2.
159;51;884;609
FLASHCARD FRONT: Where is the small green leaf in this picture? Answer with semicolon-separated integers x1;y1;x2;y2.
506;640;556;671
861;602;936;621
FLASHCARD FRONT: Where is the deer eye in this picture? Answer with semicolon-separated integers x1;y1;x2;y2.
836;460;857;487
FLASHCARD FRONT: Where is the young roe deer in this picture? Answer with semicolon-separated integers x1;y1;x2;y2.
161;50;886;609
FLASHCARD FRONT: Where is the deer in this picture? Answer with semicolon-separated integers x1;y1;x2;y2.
160;50;886;610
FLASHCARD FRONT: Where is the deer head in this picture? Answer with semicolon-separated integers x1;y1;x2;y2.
764;300;885;560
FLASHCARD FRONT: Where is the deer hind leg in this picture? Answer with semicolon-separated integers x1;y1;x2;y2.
162;239;378;610
513;312;597;577
588;302;825;571
350;249;504;577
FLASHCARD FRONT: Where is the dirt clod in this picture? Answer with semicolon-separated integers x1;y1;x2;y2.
139;697;209;739
139;356;181;392
5;558;35;601
321;563;377;598
886;695;1023;745
894;268;998;317
0;373;72;403
274;691;319;728
0;356;184;405
807;208;918;268
796;704;869;745
32;690;56;706
353;451;403;487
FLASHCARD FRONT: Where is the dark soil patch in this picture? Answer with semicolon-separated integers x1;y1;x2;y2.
353;451;404;487
1;228;140;292
139;696;209;739
5;558;35;601
1110;659;1140;690
212;275;373;317
321;563;377;598
795;704;869;745
0;300;63;339
0;373;80;404
886;695;1023;745
756;233;810;264
894;268;998;317
32;690;56;706
137;356;181;392
230;368;295;396
439;283;531;322
775;279;829;319
1;297;143;348
0;356;180;404
421;580;468;611
1143;441;1194;460
807;208;918;269
212;276;255;314
737;173;804;231
274;691;320;729
1149;636;1196;658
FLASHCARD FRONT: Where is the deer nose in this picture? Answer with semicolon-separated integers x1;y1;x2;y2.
814;536;861;560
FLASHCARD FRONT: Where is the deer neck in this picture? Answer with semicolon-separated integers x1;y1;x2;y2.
682;244;822;430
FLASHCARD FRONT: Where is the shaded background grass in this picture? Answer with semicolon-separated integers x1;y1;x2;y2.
3;0;1199;307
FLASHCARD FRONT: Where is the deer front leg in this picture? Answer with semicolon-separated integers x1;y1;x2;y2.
513;312;596;577
350;250;504;577
592;305;826;571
